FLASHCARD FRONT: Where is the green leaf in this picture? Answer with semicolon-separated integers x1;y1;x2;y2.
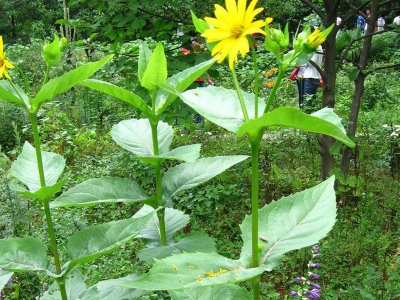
31;55;113;110
65;210;155;270
162;144;201;162
0;81;28;108
238;107;355;147
12;174;69;200
169;284;252;300
180;86;265;133
137;233;216;264
81;274;147;300
135;205;189;246
111;118;173;157
162;156;249;205
190;10;210;34
0;237;52;273
11;142;65;192
41;268;87;300
120;252;265;290
239;176;337;270
138;42;152;84
0;270;13;291
141;42;167;91
155;59;215;114
80;79;153;117
348;68;360;81
50;177;149;208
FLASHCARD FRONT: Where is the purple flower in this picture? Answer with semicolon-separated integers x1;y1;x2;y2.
305;288;320;299
295;276;305;283
308;272;320;280
290;291;300;296
308;262;322;268
307;280;321;290
311;245;320;253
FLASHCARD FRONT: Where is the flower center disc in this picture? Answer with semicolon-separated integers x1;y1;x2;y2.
231;25;244;39
0;57;4;67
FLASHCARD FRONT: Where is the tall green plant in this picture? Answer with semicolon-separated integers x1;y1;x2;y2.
0;34;248;299
0;36;157;300
119;1;354;299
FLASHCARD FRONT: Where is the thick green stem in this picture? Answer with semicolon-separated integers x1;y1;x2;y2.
231;68;249;122
250;141;260;300
249;40;259;119
150;122;167;246
264;68;285;114
30;113;67;300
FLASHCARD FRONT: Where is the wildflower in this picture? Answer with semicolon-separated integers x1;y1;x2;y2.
308;262;322;268
390;131;399;137
0;36;14;79
308;272;320;280
301;25;334;54
42;35;67;65
304;288;321;299
266;81;275;88
289;245;323;299
202;0;266;69
307;280;321;289
265;67;277;77
382;124;388;128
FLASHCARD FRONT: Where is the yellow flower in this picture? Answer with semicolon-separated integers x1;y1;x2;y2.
0;36;14;79
265;67;277;77
301;24;334;53
202;0;266;69
266;81;275;88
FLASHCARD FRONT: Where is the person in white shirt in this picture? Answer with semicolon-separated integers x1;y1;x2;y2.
377;15;385;31
394;11;400;25
296;30;323;109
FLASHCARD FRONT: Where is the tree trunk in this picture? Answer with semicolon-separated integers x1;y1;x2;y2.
340;0;378;177
318;0;339;179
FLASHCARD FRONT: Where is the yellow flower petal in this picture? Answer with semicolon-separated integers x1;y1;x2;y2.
202;0;266;69
0;35;14;79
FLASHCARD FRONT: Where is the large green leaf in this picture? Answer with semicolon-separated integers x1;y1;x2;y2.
141;42;167;91
11;142;65;192
0;237;52;273
64;211;155;270
162;156;249;205
138;42;153;84
32;55;113;109
80;79;153;116
120;252;265;290
161;144;201;162
50;177;149;208
134;205;189;246
180;86;265;133
240;176;337;270
41;268;87;300
111;118;173;157
12;174;69;201
81;274;147;300
0;270;13;291
238;107;355;147
169;284;252;300
155;59;215;115
0;81;28;108
137;233;216;263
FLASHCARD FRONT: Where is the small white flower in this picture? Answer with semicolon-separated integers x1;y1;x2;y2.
390;131;399;137
382;124;388;128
